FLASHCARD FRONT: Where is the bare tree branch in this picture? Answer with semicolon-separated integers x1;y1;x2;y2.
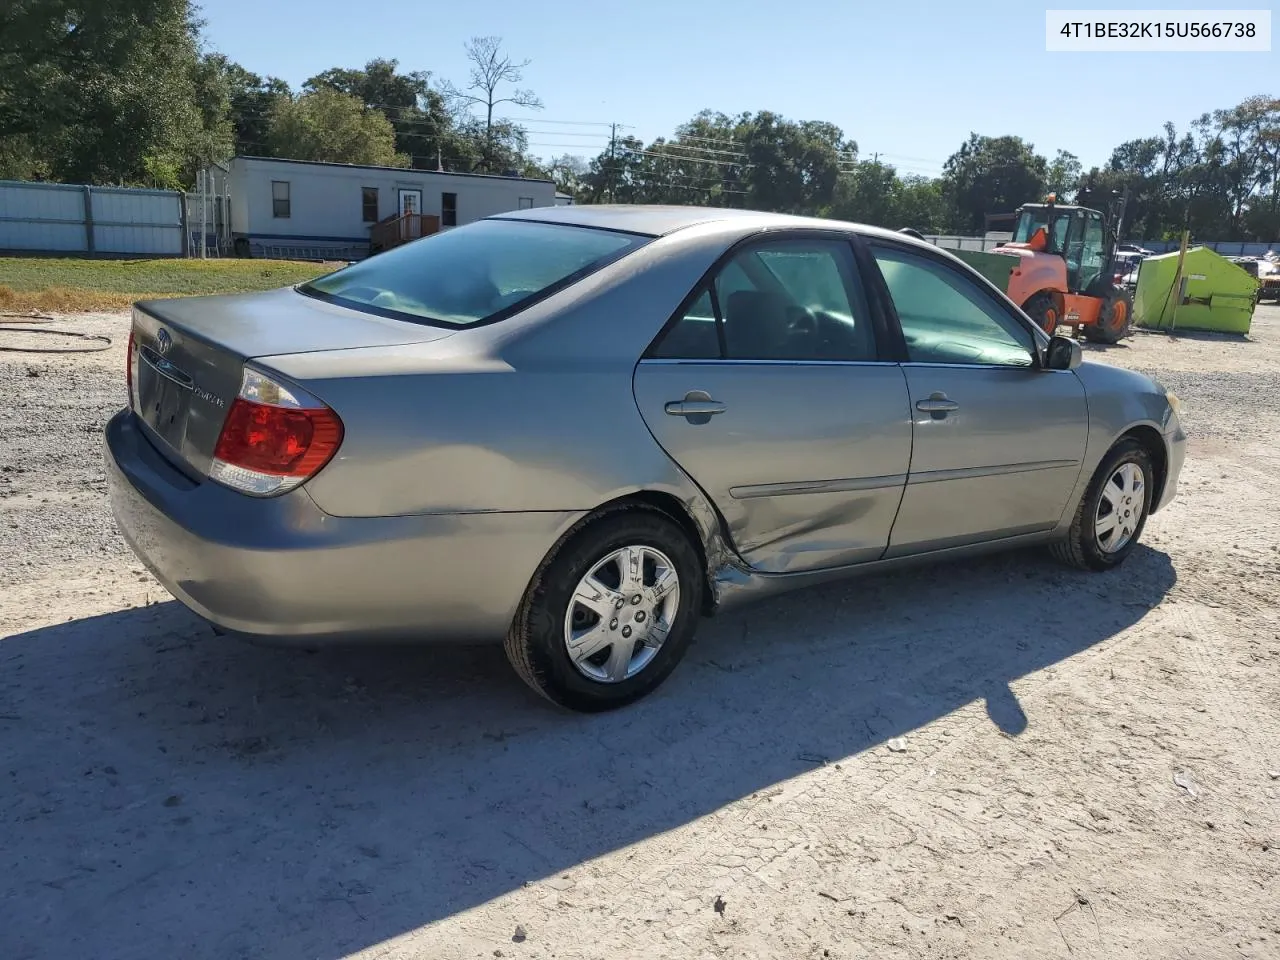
448;35;543;171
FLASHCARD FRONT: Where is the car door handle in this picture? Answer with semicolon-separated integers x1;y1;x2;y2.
665;400;726;416
915;394;959;413
665;391;726;423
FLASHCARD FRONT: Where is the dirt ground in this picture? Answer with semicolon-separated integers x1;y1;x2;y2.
1;308;1278;960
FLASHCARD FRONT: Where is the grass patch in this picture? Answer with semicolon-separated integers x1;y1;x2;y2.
0;257;341;313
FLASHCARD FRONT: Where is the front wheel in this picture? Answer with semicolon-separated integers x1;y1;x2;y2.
1084;286;1133;344
1050;439;1154;571
1023;292;1059;335
504;508;704;711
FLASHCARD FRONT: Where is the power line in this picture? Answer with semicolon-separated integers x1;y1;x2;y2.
623;147;748;169
504;116;630;128
652;142;749;160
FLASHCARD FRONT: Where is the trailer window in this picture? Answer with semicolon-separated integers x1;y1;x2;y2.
362;187;379;223
442;192;457;227
271;181;290;218
299;218;650;328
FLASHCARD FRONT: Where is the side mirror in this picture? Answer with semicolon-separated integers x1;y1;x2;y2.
1045;334;1082;371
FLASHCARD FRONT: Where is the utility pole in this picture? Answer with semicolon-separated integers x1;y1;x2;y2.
607;123;618;203
199;168;207;260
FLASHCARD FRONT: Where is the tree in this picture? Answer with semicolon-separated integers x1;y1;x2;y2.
545;153;588;198
942;134;1048;233
1046;150;1082;200
896;176;946;234
445;36;542;171
210;56;292;157
266;88;408;167
740;112;852;214
304;58;464;170
831;160;901;226
0;0;231;187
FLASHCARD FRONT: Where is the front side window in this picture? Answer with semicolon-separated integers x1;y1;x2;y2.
652;238;874;361
871;245;1035;367
271;181;290;218
301;218;648;328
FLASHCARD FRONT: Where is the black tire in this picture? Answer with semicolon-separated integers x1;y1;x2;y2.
1050;439;1154;571
1083;286;1133;344
1023;292;1059;335
504;507;705;712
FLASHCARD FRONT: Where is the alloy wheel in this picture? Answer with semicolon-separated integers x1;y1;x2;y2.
1095;461;1145;553
562;545;681;683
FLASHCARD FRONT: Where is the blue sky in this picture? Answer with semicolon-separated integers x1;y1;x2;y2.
199;0;1277;175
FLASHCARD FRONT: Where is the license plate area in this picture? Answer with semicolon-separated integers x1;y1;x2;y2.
137;345;194;454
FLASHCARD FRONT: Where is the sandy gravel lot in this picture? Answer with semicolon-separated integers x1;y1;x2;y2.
2;308;1278;960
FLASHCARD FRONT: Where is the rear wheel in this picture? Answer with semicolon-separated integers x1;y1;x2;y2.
1084;286;1132;344
1023;292;1059;335
1051;439;1153;571
504;508;704;711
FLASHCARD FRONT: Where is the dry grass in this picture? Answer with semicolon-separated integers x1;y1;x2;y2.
0;257;342;313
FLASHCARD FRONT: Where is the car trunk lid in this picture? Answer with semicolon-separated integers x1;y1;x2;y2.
129;286;455;478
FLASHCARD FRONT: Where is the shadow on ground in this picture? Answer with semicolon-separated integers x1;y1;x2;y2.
0;545;1175;960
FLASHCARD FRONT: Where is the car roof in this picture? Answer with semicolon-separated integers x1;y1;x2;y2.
491;203;912;242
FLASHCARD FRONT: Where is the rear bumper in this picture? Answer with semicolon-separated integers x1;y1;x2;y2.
104;408;581;642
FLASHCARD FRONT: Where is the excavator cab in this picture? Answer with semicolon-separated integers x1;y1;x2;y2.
996;197;1132;343
1012;205;1072;255
1011;204;1112;295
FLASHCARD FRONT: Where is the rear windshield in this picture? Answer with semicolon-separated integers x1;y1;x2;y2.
300;218;650;327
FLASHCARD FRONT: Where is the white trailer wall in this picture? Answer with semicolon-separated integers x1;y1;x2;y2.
227;157;557;259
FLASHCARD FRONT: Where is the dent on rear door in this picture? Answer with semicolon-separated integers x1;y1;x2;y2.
633;360;913;573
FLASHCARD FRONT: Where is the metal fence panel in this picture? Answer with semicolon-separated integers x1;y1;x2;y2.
0;180;183;255
0;181;86;251
91;187;182;254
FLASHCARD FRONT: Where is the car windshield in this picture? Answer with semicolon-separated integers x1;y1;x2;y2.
300;219;650;327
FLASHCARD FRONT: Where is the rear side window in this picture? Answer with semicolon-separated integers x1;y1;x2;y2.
650;237;875;362
301;219;649;327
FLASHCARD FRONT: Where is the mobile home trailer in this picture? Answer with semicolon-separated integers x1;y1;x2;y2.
218;156;557;259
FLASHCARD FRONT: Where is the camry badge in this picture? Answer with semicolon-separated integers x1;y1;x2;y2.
156;328;173;355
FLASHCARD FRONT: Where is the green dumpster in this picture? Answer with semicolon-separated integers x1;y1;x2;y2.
1134;246;1258;334
951;248;1017;293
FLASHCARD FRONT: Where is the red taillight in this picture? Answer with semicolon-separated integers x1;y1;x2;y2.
213;399;342;476
209;368;343;496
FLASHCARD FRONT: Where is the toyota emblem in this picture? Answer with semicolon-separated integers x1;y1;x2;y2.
156;328;172;355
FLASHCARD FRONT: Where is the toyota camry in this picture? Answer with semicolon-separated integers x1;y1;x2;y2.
105;205;1186;711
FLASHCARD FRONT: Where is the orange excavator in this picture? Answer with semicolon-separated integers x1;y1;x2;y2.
987;194;1133;343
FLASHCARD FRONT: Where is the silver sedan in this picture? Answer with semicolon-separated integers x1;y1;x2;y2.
105;206;1186;710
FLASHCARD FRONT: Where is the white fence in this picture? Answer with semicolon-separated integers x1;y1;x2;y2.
1137;239;1279;257
925;235;1007;252
925;233;1279;258
0;180;185;256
